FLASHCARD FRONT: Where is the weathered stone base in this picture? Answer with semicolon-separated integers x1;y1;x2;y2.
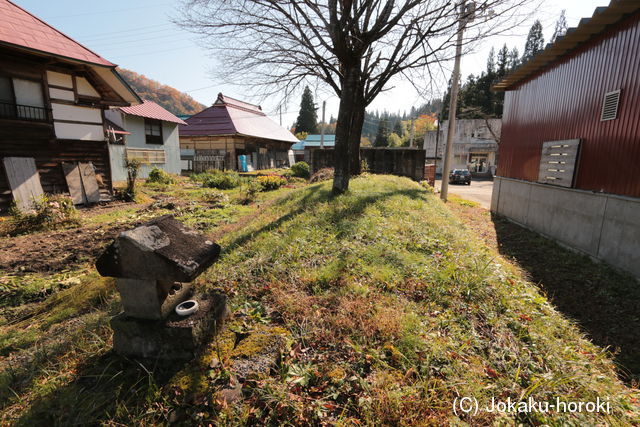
111;291;229;360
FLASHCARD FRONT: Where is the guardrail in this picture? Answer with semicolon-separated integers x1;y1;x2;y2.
0;101;51;122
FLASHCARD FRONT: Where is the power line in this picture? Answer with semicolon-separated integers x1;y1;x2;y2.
111;45;198;59
45;3;170;20
79;25;175;41
88;34;192;48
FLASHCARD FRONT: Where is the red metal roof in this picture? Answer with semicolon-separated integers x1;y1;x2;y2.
180;93;298;143
494;0;640;91
119;100;187;125
0;0;114;66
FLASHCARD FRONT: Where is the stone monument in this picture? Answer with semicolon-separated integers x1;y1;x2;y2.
96;215;227;359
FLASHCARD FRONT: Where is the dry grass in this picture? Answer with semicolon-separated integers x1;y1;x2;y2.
0;175;638;425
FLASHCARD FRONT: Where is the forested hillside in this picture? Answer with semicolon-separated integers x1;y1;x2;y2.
117;68;206;115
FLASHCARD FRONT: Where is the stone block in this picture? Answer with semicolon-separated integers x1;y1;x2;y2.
111;291;229;360
96;215;221;282
116;279;193;320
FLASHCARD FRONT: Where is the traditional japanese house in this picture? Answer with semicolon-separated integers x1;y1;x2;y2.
0;0;140;209
179;93;297;172
105;100;186;183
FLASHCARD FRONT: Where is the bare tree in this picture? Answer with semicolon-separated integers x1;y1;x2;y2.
177;0;534;194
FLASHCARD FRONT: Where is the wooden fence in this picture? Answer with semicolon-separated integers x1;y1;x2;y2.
310;147;426;181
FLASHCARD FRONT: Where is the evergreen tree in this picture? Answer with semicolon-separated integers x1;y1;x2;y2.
496;44;509;78
508;47;520;70
294;86;318;133
393;120;403;136
486;47;496;76
374;117;390;147
522;20;545;62
551;10;568;43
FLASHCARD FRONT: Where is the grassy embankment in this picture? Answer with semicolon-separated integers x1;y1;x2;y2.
0;174;638;425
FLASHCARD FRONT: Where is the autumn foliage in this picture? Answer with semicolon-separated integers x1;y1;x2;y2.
117;68;205;115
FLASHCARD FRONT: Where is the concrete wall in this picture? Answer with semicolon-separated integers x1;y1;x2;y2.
107;111;181;183
491;176;640;278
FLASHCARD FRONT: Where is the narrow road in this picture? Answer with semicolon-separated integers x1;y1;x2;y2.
435;178;494;209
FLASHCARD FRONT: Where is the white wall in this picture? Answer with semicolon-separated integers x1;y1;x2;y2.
46;70;105;141
109;113;181;182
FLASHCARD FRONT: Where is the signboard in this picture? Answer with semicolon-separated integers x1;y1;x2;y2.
537;139;581;188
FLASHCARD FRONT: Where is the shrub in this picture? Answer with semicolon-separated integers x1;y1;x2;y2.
257;174;287;191
309;167;334;183
239;180;262;205
8;194;80;235
202;190;230;208
202;170;241;190
123;158;142;202
147;167;175;185
290;162;310;179
360;159;370;173
419;180;435;193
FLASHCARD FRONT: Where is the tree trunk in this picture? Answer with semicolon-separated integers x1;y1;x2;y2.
332;65;363;194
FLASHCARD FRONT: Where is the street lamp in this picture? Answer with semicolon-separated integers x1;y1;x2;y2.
440;0;476;201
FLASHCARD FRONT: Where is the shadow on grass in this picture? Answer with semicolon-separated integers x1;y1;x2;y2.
492;213;640;384
223;182;428;253
10;351;189;425
9;181;431;424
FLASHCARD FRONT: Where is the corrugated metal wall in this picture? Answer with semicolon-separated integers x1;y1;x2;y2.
498;11;640;198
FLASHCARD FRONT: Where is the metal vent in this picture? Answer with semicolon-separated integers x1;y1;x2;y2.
600;89;621;121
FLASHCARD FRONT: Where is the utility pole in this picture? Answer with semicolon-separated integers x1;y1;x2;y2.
279;105;282;126
409;116;415;147
320;100;326;149
441;0;474;201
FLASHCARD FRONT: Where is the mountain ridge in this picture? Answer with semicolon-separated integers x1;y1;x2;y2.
118;68;206;115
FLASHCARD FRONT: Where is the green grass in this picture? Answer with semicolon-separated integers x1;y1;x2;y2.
0;175;638;425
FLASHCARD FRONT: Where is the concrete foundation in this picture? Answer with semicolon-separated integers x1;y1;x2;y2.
111;291;229;360
491;176;640;278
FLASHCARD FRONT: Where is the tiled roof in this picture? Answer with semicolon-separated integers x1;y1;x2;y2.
216;93;263;113
0;0;114;66
180;93;298;143
119;100;187;125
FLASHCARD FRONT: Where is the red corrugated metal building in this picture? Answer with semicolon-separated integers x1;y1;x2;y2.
491;0;640;278
495;0;640;198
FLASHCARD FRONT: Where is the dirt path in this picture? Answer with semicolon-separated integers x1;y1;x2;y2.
0;202;148;274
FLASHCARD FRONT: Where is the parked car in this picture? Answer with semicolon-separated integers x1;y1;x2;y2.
449;169;471;185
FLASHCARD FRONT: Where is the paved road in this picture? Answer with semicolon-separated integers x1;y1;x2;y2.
435;178;494;209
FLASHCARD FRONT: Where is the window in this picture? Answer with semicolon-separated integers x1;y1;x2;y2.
0;75;47;121
145;119;163;144
600;89;621;121
126;148;166;164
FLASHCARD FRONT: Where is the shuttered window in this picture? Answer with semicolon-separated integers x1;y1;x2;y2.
126;148;166;164
600;89;621;121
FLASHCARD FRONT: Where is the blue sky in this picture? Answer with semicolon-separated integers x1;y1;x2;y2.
16;0;607;126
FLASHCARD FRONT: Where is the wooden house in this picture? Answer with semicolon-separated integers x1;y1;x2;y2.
105;101;186;184
0;0;140;209
491;0;640;277
179;93;297;172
